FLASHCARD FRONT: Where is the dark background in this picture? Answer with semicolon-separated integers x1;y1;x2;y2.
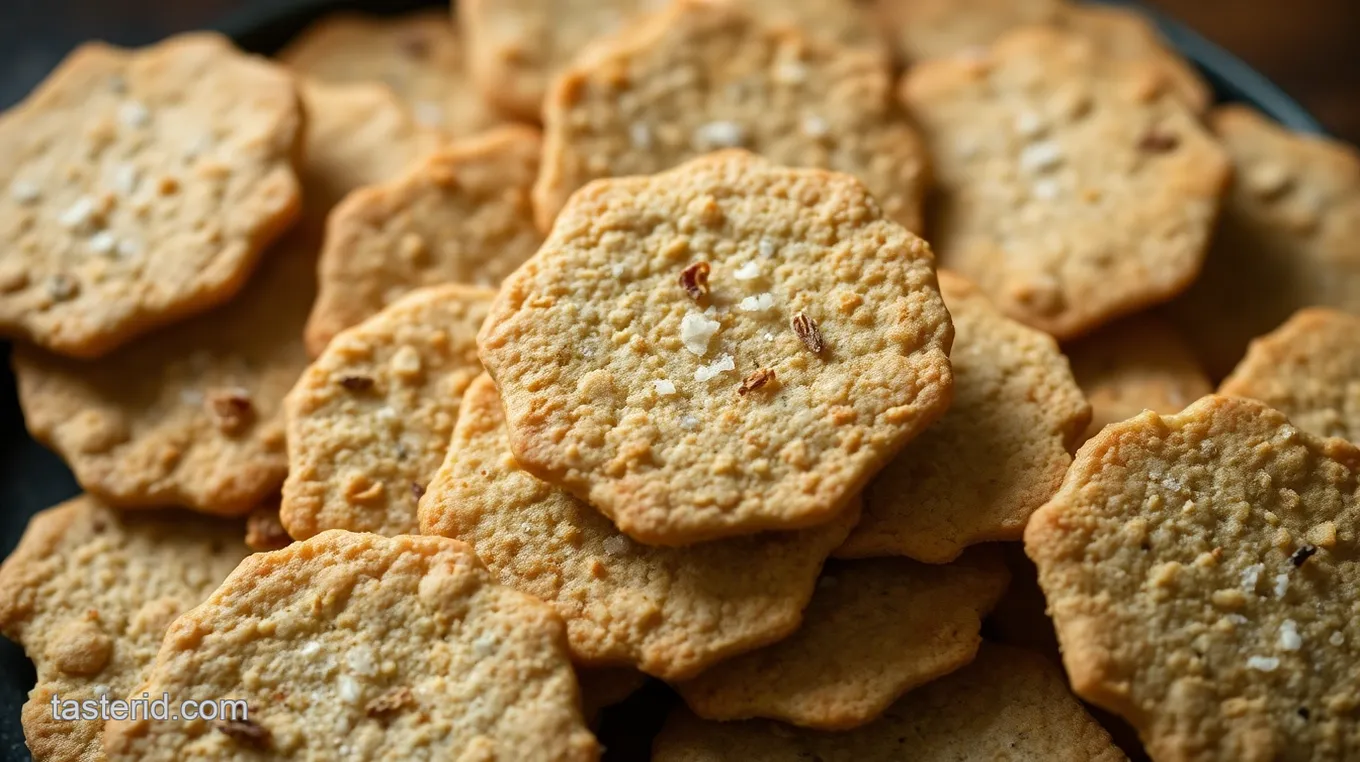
1;0;1359;139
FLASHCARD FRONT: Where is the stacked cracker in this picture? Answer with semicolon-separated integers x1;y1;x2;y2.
0;1;1356;761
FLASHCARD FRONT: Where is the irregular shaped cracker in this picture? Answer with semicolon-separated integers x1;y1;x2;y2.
13;82;438;516
903;25;1229;339
1026;395;1360;761
279;10;505;138
0;33;302;358
1219;308;1360;442
1068;314;1212;442
534;0;927;233
1055;4;1210;114
653;644;1126;761
479;151;953;545
674;551;1009;730
282;284;495;539
419;375;857;680
872;0;1063;62
306;126;541;355
0;496;249;762
836;271;1089;562
102;531;599;762
463;0;662;122
1170;106;1360;379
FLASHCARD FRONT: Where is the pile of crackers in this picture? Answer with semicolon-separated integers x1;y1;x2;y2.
0;0;1356;760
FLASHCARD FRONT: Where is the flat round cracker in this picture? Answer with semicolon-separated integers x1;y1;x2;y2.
1170;106;1360;379
674;551;1009;730
1219;308;1360;442
903;26;1229;339
282;284;495;539
534;0;926;233
1027;395;1360;761
479;151;954;545
653;644;1125;761
279;10;506;138
306;126;541;355
836;271;1089;562
0;33;302;358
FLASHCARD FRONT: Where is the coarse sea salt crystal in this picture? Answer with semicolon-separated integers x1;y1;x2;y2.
1020;140;1064;172
680;415;700;430
118;100;150;128
603;535;630;555
694;120;745;149
9;180;40;203
1278;620;1302;651
1331;632;1346;646
694;354;734;382
680;313;720;356
1274;573;1289;598
629;122;652;149
1240;563;1263;592
802;115;829;138
758;238;776;258
739;293;774;312
58;196;96;230
733;261;760;280
413;101;444;128
1246;655;1279;672
111;163;139;195
337;675;361;703
88;230;117;254
654;379;676;395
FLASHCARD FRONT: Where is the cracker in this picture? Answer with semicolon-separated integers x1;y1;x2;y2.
1026;395;1360;761
479;151;953;545
1056;4;1210;113
279;10;505;138
903;25;1229;340
533;0;927;233
1220;308;1360;443
102;530;598;761
873;0;1062;62
13;82;438;516
282;284;495;539
0;496;249;762
419;375;857;680
464;0;878;123
674;551;1009;730
0;33;302;358
1068;314;1212;442
836;271;1089;562
463;0;661;122
1170;106;1360;379
653;643;1126;761
306;125;541;355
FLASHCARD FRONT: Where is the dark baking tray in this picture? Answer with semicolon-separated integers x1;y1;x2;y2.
0;1;1327;760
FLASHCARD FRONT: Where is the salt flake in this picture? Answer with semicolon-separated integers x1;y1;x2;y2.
680;313;721;356
738;293;774;312
694;353;735;382
733;261;760;280
654;379;677;395
1278;620;1302;651
694;120;745;149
